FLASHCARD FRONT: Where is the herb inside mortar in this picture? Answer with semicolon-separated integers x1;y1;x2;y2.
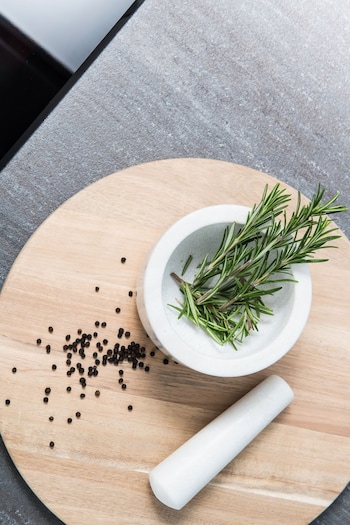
170;184;347;348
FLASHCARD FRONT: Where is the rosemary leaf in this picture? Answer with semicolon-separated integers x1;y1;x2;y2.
170;184;348;347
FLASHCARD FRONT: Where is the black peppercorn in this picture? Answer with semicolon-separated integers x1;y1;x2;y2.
12;367;17;373
5;399;10;405
80;393;85;399
49;416;54;422
95;390;100;397
122;383;127;390
67;418;72;424
75;412;81;418
119;369;124;376
101;322;107;328
36;338;41;345
66;386;71;392
128;405;133;411
49;441;55;448
128;291;133;297
95;321;100;327
163;358;169;365
95;286;99;292
65;334;71;341
121;257;126;263
48;326;54;333
52;364;57;370
115;307;121;314
45;387;51;395
43;397;49;403
145;366;150;372
46;345;51;354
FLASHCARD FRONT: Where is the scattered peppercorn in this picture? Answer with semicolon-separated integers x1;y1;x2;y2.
12;367;17;374
48;326;54;333
163;358;169;365
128;291;133;297
49;441;55;448
36;315;152;428
36;338;42;345
5;399;10;405
121;257;126;263
150;351;155;357
95;286;99;292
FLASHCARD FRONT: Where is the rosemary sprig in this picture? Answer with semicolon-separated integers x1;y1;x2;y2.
170;184;347;348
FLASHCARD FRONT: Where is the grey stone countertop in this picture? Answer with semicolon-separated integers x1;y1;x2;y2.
0;1;349;523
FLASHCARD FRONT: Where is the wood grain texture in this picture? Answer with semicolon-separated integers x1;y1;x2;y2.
0;159;349;525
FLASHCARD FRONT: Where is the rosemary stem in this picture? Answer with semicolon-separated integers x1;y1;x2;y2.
169;183;347;347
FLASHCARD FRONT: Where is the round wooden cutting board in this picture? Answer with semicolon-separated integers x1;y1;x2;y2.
0;159;349;525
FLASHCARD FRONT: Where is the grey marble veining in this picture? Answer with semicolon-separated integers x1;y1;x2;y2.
0;0;349;523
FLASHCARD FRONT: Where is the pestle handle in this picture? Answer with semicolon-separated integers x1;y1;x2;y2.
149;374;294;510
